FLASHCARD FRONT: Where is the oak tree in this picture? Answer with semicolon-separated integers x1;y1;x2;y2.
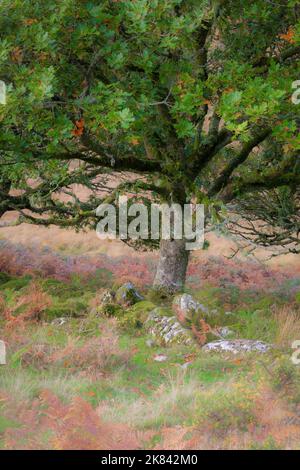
0;0;299;291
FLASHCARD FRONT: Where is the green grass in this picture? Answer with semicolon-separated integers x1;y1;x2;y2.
0;414;19;434
232;309;278;342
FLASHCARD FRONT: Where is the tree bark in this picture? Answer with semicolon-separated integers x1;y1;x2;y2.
153;239;189;293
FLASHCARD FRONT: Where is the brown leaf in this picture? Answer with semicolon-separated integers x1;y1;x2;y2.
11;47;23;65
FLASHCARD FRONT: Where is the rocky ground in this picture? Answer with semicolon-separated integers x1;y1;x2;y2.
1;265;300;449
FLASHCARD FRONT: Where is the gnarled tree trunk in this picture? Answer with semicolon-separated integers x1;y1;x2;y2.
153;239;189;293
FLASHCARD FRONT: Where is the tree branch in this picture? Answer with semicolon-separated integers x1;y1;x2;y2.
191;128;233;176
208;129;271;197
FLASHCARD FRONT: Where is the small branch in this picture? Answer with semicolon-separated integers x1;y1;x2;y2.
208;129;271;197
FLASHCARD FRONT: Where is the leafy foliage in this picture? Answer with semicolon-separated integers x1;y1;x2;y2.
0;0;299;256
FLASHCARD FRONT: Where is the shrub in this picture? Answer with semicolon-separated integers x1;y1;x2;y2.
0;275;32;291
101;303;124;318
2;282;52;328
19;343;53;369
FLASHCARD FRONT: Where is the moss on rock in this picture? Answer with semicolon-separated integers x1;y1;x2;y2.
115;282;144;306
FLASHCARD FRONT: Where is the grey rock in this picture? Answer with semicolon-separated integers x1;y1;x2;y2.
154;354;168;362
146;310;193;346
0;340;6;365
172;293;210;323
203;339;272;354
51;317;69;326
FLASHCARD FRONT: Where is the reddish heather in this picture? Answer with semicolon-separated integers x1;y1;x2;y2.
0;240;297;293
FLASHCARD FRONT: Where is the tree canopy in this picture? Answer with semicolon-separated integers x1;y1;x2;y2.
0;0;299;255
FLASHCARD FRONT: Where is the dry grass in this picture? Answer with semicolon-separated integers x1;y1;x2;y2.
100;371;300;450
51;319;131;373
101;371;202;430
153;386;300;450
0;367;91;403
274;306;300;348
2;362;300;449
2;318;130;375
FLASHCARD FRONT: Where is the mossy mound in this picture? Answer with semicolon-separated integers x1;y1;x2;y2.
101;303;124;318
44;297;89;320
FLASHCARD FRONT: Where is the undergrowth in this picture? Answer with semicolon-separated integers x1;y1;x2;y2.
0;264;300;449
